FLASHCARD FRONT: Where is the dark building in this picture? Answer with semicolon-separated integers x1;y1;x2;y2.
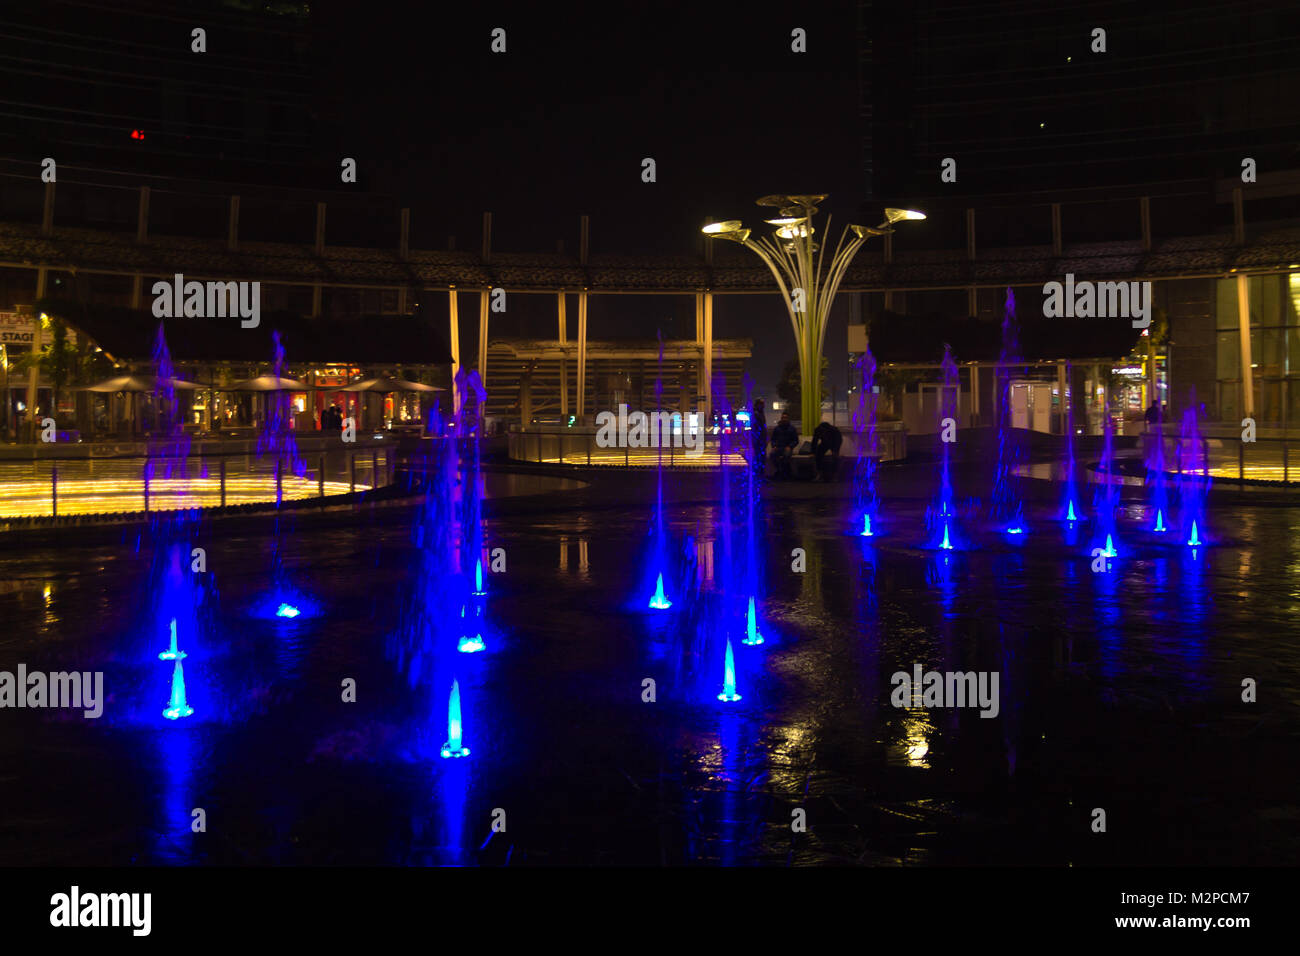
854;0;1300;431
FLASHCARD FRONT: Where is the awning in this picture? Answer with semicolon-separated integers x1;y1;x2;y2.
33;299;454;366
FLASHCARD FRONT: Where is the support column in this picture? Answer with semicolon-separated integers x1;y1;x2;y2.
1233;187;1245;245
136;186;150;243
520;367;533;425
26;270;47;441
131;275;143;309
1056;360;1067;435
702;291;713;427
477;287;490;421
1051;203;1062;257
448;288;461;417
41;181;54;236
1237;273;1254;419
228;195;240;250
313;202;326;318
970;363;981;427
576;291;589;421
315;202;326;254
557;292;568;419
1140;196;1151;252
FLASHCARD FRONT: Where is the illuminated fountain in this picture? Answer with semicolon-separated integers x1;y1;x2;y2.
1146;403;1170;533
717;637;741;702
649;574;672;610
742;596;764;646
1092;410;1120;561
1177;399;1211;548
643;334;674;610
257;331;312;619
440;679;470;758
454;368;491;650
852;348;880;536
158;618;186;661
456;604;486;654
738;375;765;644
162;660;194;720
925;346;963;550
146;323;192;491
991;288;1027;535
1061;361;1082;523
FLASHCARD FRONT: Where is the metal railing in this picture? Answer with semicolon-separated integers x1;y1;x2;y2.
507;421;907;469
1142;426;1299;486
0;447;395;519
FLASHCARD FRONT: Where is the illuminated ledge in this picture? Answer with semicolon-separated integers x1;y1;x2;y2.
0;477;370;519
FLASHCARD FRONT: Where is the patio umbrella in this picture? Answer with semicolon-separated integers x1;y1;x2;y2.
345;376;443;392
228;374;311;391
80;374;204;392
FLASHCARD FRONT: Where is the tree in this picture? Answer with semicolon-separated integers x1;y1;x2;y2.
776;355;830;424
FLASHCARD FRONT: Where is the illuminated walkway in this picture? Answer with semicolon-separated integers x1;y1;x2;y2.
0;475;366;518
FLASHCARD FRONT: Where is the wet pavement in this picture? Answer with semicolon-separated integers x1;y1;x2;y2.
1;463;1298;866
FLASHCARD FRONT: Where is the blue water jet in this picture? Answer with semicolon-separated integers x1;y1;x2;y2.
456;605;486;653
1091;410;1121;559
158;618;186;660
742;596;764;646
275;602;301;619
991;288;1027;534
1061;361;1081;522
640;332;676;611
851;349;881;537
1176;398;1212;548
648;573;672;610
717;637;741;702
1146;401;1171;532
162;660;194;720
926;346;965;550
441;679;470;758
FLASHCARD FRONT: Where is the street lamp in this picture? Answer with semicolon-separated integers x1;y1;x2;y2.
703;196;924;432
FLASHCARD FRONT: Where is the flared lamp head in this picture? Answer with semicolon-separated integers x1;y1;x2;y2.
884;208;927;224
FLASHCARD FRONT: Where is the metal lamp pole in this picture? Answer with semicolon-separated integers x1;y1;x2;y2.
703;196;924;432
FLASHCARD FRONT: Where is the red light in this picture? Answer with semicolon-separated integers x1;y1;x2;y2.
131;129;144;140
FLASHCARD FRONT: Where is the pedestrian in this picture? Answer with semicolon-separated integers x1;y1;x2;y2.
810;420;843;482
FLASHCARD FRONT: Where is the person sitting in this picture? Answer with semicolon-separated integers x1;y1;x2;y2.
749;398;768;474
810;420;843;482
769;412;799;479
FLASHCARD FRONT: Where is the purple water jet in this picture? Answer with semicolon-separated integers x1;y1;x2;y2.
992;288;1027;534
851;348;880;536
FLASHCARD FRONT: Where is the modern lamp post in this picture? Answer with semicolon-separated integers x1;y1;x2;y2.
702;195;924;432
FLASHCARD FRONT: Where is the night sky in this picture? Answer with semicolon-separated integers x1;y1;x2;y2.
313;0;865;396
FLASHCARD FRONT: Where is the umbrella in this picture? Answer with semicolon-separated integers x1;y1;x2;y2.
229;374;311;391
345;376;443;392
80;374;204;393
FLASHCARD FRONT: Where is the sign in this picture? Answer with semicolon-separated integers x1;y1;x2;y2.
0;312;37;347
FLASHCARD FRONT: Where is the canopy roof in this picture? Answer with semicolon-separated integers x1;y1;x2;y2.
34;299;453;366
867;310;1144;364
